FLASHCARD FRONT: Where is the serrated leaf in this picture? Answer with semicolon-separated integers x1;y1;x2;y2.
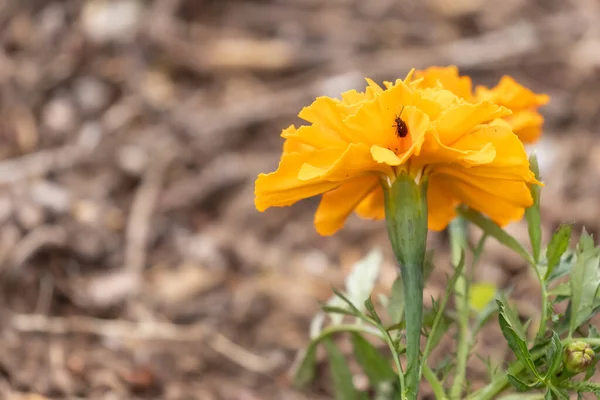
497;300;540;378
526;153;542;264
569;237;600;335
507;373;535;391
545;224;573;280
499;292;527;339
293;345;318;388
351;333;396;386
324;338;359;400
458;207;534;265
387;277;404;324
545;332;563;379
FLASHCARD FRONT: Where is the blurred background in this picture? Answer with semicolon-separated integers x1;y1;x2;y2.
0;0;599;399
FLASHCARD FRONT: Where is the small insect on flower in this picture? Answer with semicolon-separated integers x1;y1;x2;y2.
393;107;409;138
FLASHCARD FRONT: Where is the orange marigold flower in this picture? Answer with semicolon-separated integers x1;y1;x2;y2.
414;66;549;144
475;76;550;144
254;71;540;235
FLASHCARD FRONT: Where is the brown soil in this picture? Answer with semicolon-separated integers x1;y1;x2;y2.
0;0;599;399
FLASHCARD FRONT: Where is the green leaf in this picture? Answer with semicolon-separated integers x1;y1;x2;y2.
497;300;540;378
545;332;563;379
423;249;435;282
547;250;577;282
498;395;545;400
293;345;318;388
423;302;452;352
526;153;542;264
507;374;536;391
364;297;384;326
387;277;404;324
324;338;359;400
499;292;527;339
458;207;534;265
332;287;365;318
351;333;396;386
322;306;363;318
569;234;600;335
548;282;570;297
544;390;552;400
545;224;573;280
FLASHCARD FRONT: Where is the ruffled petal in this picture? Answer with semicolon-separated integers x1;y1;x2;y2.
314;176;380;235
255;149;346;211
435;102;512;145
505;110;544;144
427;176;459;231
298;143;395;182
355;186;385;220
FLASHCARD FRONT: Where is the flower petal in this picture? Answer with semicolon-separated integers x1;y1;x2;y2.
344;80;416;145
255;149;345;211
505;110;544;144
314;176;380;235
475;76;550;110
435;102;512;145
298;143;394;182
446;176;532;226
355;186;385;220
371;145;402;165
427;176;459;231
298;97;353;142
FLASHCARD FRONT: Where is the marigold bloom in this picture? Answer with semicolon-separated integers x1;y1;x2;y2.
415;66;549;144
475;76;550;144
254;70;540;235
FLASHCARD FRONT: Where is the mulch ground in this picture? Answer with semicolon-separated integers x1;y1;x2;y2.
0;0;599;399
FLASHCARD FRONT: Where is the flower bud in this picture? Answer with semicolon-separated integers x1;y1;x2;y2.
563;341;595;374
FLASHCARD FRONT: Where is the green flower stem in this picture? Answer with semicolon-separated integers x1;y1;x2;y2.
531;259;549;341
449;217;470;399
423;364;447;400
384;174;428;400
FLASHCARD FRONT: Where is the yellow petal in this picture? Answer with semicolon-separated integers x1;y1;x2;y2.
371;145;402;165
298;97;353;142
505;110;544;144
446;176;532;226
427;176;459;231
255;149;345;211
469;282;497;312
314;176;380;235
414;65;473;101
435;102;512;145
475;76;549;110
415;132;496;168
283;124;346;151
355;186;385;220
344;80;416;145
298;143;394;182
433;124;538;182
